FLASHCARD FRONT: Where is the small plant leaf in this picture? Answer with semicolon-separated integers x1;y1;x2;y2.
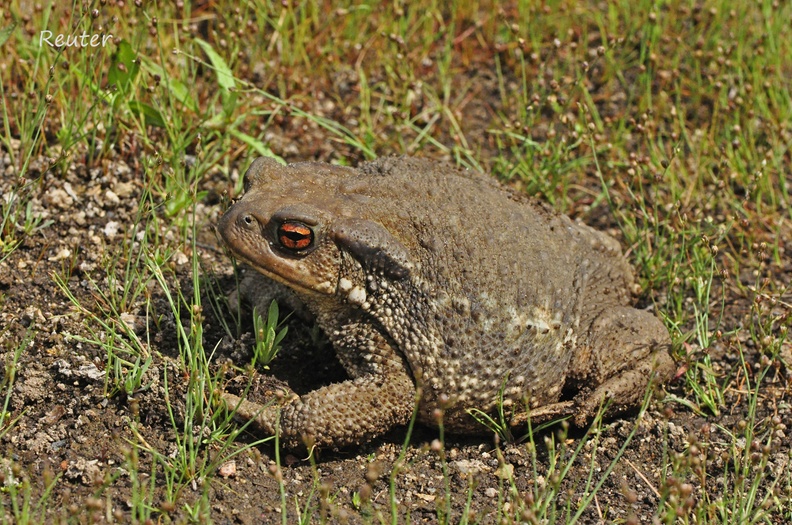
0;23;16;48
194;38;236;91
108;40;140;94
139;58;199;113
273;326;288;348
128;101;166;127
251;301;287;367
68;66;106;100
227;129;285;164
267;299;279;328
165;189;208;217
194;38;237;112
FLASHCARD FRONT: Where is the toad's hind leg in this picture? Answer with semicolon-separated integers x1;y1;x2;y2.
570;306;675;425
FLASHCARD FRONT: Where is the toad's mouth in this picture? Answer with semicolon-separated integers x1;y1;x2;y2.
230;247;338;297
251;258;338;295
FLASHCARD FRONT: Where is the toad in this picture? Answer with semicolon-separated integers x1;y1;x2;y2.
217;156;675;448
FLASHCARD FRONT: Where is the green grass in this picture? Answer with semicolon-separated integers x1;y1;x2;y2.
1;0;791;522
48;169;273;520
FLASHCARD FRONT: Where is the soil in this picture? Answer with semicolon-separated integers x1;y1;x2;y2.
1;25;791;525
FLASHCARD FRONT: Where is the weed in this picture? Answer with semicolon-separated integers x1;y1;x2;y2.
251;300;289;369
0;326;35;441
0;186;52;264
0;462;61;525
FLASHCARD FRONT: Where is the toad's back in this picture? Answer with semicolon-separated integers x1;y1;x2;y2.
296;157;638;423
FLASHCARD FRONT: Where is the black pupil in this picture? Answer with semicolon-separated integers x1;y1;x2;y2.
283;230;307;241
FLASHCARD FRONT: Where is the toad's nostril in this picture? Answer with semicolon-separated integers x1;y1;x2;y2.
243;215;253;225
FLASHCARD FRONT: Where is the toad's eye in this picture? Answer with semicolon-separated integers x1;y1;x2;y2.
277;221;314;251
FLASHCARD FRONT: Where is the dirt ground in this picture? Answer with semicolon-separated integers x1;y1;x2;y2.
2;136;790;525
1;15;791;525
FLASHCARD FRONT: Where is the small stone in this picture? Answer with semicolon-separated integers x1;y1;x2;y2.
114;182;135;198
495;462;514;479
48;247;72;262
103;221;120;238
218;460;237;478
173;251;189;266
104;189;120;207
44;187;73;209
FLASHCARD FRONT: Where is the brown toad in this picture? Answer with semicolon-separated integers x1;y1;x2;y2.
217;156;675;448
